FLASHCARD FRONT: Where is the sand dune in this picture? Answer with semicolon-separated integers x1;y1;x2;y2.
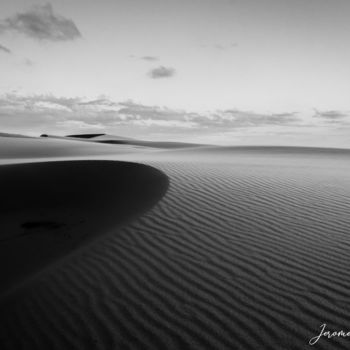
0;136;155;161
0;160;168;297
50;133;208;149
1;138;350;349
65;133;133;141
0;134;202;162
0;132;33;138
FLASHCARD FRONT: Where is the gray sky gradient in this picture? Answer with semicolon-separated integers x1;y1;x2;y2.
0;0;349;147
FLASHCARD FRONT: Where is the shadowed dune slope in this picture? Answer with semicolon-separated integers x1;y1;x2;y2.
0;160;168;297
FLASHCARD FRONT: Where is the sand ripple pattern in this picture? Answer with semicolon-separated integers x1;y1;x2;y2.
1;150;350;350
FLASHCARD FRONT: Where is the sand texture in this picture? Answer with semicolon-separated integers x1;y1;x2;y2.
1;136;350;350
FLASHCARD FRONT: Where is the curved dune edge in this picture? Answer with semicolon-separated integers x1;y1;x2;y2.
0;160;169;298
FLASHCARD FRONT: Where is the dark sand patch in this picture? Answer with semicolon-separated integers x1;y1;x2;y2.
0;160;168;296
21;221;65;230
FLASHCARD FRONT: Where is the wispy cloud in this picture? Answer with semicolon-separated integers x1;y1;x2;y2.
0;43;11;54
216;110;299;128
129;55;160;62
118;102;300;129
141;56;159;62
0;94;347;147
0;3;81;41
148;66;176;79
0;94;301;135
313;109;349;121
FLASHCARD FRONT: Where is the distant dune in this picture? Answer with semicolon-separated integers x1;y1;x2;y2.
0;132;33;138
0;135;154;160
66;133;108;139
0;135;350;350
64;133;208;149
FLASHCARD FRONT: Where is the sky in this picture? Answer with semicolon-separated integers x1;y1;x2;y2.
0;0;349;147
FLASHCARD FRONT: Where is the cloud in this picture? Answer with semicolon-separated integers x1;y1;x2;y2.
0;3;81;41
0;94;323;141
116;102;299;129
117;101;194;120
216;110;299;128
313;109;349;121
1;94;348;147
0;44;11;54
0;94;302;135
0;94;300;130
141;56;159;62
148;66;176;79
132;119;196;128
129;55;159;62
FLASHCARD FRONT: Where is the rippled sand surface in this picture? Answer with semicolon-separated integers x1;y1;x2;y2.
1;137;350;350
